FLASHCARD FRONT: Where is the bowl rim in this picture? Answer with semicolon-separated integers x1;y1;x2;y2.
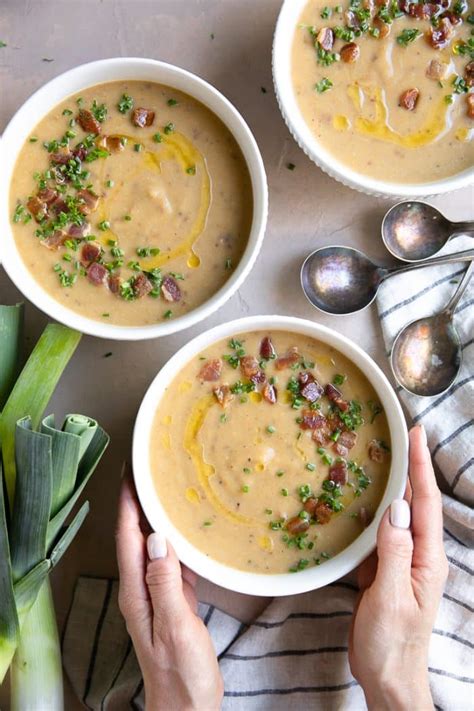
133;314;408;597
272;0;474;199
0;57;268;340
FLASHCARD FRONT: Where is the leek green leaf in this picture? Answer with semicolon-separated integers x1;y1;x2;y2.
0;304;23;410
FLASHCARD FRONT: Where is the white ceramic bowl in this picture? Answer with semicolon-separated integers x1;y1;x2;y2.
133;315;408;596
0;58;268;340
272;0;474;199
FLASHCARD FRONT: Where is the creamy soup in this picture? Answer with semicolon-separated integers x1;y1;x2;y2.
10;82;252;325
292;0;474;182
150;331;391;575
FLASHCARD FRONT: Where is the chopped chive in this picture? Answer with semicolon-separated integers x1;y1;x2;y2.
242;485;250;493
305;462;316;471
98;220;110;231
167;98;178;106
163;310;173;319
124;214;132;221
164;122;175;134
266;425;276;434
286;162;296;170
29;136;38;143
134;143;142;152
281;488;289;497
225;257;233;270
106;179;114;188
153;132;163;143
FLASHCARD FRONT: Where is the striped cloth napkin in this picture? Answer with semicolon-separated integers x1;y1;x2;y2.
63;238;473;710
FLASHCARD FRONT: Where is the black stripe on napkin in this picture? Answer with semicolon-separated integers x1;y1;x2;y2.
444;527;467;547
412;377;474;425
433;629;474;649
452;458;474;492
447;555;474;576
224;680;359;697
222;646;349;661
253;611;352;629
432;420;474;458
83;579;113;707
429;668;474;684
379;268;466;320
443;592;474;614
100;638;133;710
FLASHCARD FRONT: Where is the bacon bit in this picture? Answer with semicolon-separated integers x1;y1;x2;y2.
340;42;360;63
286;516;310;535
251;370;266;386
439;9;462;25
240;355;260;378
409;2;438;18
37;188;58;205
260;336;276;360
345;9;360;27
199;358;222;382
465;62;474;89
373;17;391;38
133;273;152;298
72;145;88;161
317;27;334;51
108;274;122;294
399;88;420;111
312;422;332;446
275;347;299;370
368;439;386;463
426;58;447;80
40;230;66;250
328;460;348;486
359;507;373;528
333;430;357;458
26;196;48;222
213;384;234;408
50;152;73;165
51;197;67;215
77;188;99;214
298;371;323;403
77;109;101;134
87;262;108;285
132;107;155;128
300;410;326;430
314;501;332;524
467;94;474;119
427;17;453;49
262;382;278;404
101;135;125;152
303;498;318;516
325;383;349;412
68;222;91;238
81;241;101;265
161;275;182;302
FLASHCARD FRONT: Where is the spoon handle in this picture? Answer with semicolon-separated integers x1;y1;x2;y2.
444;261;474;315
384;248;474;279
451;221;474;238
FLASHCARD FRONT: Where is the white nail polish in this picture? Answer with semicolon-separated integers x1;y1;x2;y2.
390;499;411;529
147;532;167;560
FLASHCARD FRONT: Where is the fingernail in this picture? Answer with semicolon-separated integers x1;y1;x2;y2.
147;532;167;560
390;499;411;529
418;424;427;447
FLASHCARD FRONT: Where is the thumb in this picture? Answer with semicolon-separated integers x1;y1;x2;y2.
146;532;189;623
374;500;413;592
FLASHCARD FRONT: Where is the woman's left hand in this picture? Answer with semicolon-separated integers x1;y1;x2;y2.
116;472;224;711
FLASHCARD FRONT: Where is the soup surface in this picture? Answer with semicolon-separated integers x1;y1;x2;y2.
292;0;474;182
150;331;391;575
10;81;252;325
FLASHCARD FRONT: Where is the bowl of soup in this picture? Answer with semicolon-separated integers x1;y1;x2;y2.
133;315;408;596
273;0;474;197
0;58;267;339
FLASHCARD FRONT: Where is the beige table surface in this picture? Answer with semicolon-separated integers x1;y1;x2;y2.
0;0;472;707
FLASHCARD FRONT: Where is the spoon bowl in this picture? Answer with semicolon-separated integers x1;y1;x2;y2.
301;246;383;315
301;246;474;316
391;261;474;397
382;201;474;262
391;313;462;397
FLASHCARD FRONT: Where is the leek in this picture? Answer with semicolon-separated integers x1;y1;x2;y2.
0;306;109;709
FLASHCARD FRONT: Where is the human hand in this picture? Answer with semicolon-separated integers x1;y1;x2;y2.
116;473;224;711
349;425;448;710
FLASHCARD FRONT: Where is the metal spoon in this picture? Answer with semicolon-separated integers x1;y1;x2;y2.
300;245;474;315
391;261;474;397
382;201;474;262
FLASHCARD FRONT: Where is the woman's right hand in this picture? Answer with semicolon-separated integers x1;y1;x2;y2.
116;473;224;711
349;425;449;710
